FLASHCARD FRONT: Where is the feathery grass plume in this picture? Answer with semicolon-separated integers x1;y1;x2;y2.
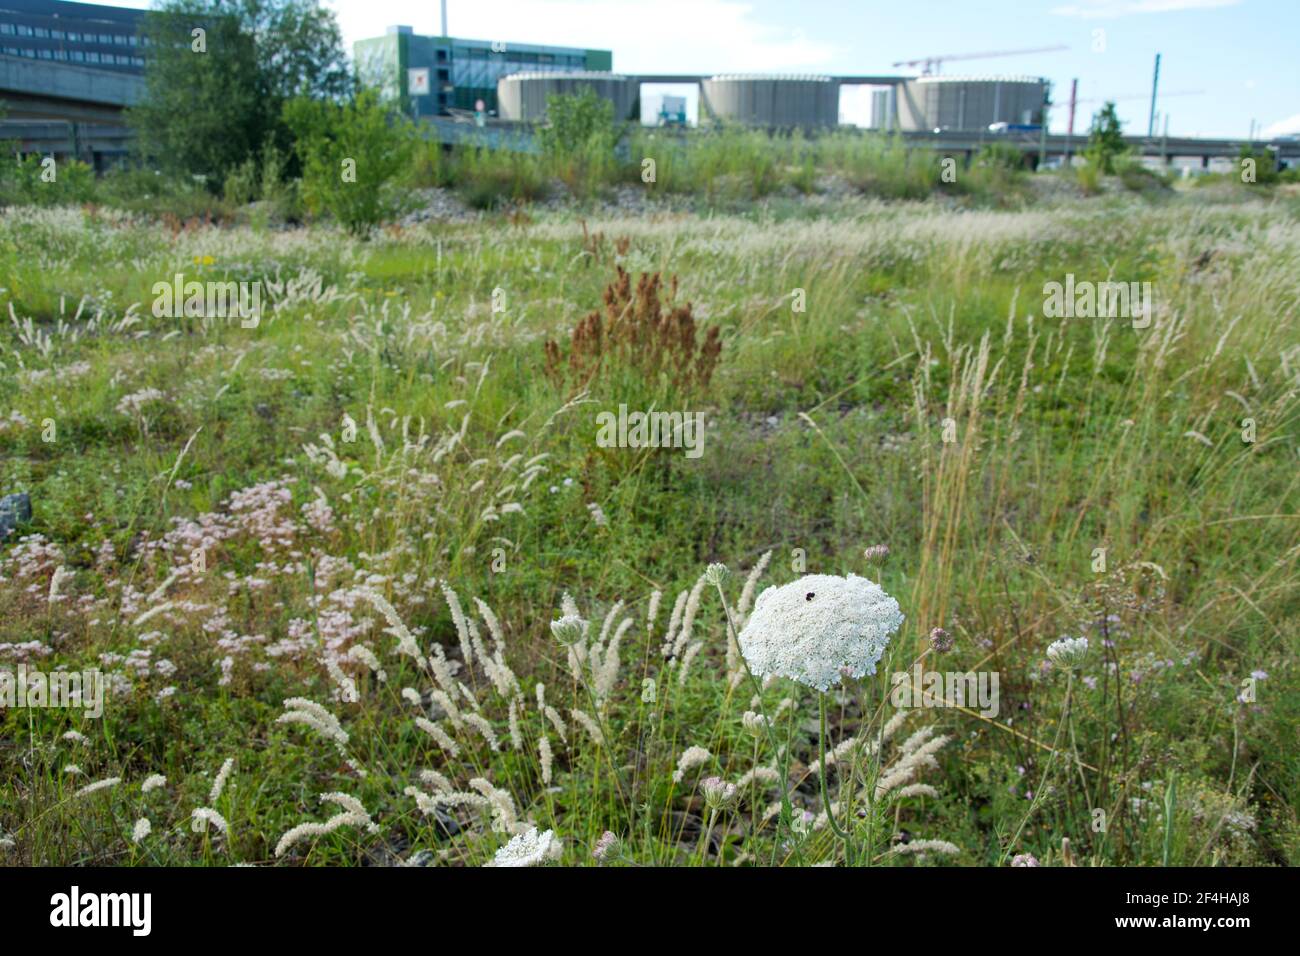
646;589;662;630
61;730;88;744
463;713;501;752
507;696;523;750
593;617;630;705
736;551;772;625
539;735;553;785
672;745;711;783
64;765;84;776
209;758;235;804
75;776;121;797
430;689;462;725
346;644;388;682
132;818;151;844
570;708;605;746
809;735;862;775
48;565;72;605
132;602;174;627
486;826;557;867
401;687;422;707
424;643;458;697
890;839;960;857
323;654;359;703
672;572;710;658
278;698;366;776
660;589;689;656
737;766;780;789
677;641;705;686
473;597;506;653
419;769;453;793
191;807;228;835
896;783;939;799
439;582;476;667
738;573;903;691
273;792;379;858
356;587;421;660
141;774;167;793
598;600;625;644
544;706;568;742
468;778;522;834
415;717;460;757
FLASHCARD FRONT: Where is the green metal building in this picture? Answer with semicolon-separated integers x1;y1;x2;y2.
354;26;612;118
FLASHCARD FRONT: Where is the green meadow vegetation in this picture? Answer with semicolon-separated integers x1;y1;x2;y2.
0;174;1297;865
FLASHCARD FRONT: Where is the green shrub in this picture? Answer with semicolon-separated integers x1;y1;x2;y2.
0;155;95;206
284;89;417;236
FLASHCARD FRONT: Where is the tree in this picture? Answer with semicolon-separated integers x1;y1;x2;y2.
283;90;416;236
1085;101;1127;175
129;0;351;187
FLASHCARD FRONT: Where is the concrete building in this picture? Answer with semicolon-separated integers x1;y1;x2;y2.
0;0;144;73
354;25;613;118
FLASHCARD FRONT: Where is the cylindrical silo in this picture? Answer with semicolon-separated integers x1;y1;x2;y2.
894;76;1047;131
497;71;635;123
701;74;839;128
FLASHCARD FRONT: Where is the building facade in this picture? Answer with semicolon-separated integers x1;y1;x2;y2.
355;25;612;118
0;0;144;73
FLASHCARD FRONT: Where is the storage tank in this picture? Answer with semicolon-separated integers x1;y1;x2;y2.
894;76;1047;131
497;71;636;122
701;74;839;128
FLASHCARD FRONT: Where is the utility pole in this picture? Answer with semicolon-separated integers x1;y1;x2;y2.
1066;78;1078;163
441;0;448;37
1147;53;1160;138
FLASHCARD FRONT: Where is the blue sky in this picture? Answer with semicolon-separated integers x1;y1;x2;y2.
93;0;1298;137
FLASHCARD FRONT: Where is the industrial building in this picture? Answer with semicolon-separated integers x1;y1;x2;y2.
0;0;144;73
353;25;613;118
887;75;1047;132
497;71;635;123
700;74;839;128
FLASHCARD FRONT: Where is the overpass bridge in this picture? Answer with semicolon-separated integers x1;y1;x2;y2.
0;53;141;123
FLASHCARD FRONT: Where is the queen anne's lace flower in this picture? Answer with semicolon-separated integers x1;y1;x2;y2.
486;826;557;867
737;574;904;691
1046;637;1088;666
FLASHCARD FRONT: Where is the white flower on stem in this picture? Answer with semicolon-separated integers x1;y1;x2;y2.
1046;637;1088;667
486;826;558;867
738;574;904;691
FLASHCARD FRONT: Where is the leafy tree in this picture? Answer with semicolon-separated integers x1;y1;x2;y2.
283;90;416;236
129;0;351;187
1085;101;1127;175
536;89;620;194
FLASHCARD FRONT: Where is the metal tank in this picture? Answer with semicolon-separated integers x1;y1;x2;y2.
496;71;636;122
894;76;1047;131
700;74;839;128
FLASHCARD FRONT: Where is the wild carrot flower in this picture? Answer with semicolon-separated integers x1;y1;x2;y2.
549;614;588;644
592;830;620;862
487;826;557;867
1046;637;1088;667
741;710;771;738
703;563;730;587
863;545;889;562
929;627;954;653
701;776;738;810
132;818;151;844
1011;853;1040;867
738;574;904;691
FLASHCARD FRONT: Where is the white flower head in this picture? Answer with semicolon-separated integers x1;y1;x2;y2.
1046;637;1088;667
738;574;904;692
700;776;738;810
549;614;589;646
703;563;730;587
487;826;558;867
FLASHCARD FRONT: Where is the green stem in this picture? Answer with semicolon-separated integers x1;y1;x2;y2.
819;694;854;854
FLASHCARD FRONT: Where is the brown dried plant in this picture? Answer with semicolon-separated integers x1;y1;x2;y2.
544;265;722;398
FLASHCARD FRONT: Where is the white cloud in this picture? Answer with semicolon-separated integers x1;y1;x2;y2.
1051;0;1242;18
1261;114;1300;138
325;0;837;73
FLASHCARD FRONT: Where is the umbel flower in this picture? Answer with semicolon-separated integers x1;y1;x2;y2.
738;574;904;692
1046;637;1088;667
487;826;559;867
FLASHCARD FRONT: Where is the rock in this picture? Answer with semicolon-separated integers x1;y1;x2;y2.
0;492;31;540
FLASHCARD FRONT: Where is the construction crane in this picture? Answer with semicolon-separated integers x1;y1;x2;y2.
891;45;1068;76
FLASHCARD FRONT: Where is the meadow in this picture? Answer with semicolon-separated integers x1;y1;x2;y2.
0;177;1297;866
